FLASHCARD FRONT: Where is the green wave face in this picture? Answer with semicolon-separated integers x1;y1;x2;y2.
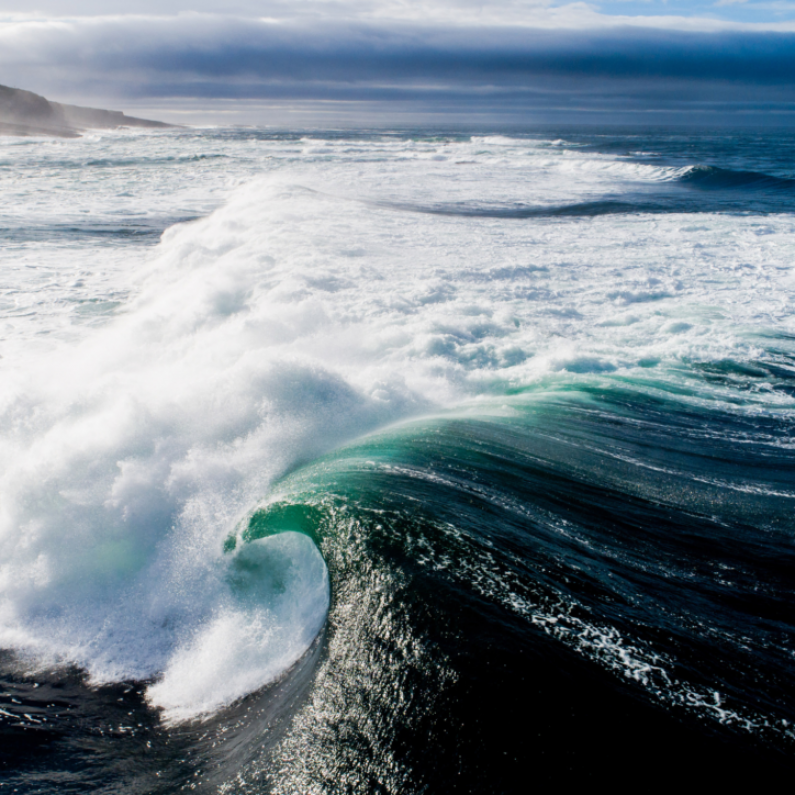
226;503;324;554
222;379;795;787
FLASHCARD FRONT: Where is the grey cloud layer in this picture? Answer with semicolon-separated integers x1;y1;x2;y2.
2;15;794;119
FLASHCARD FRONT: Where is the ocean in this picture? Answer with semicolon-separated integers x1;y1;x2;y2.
0;127;793;791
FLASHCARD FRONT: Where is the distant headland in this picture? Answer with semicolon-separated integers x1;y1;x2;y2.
0;84;173;137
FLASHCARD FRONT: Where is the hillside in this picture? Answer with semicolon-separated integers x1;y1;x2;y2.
0;84;172;137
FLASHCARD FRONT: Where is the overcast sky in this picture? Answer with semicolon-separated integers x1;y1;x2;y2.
1;2;794;125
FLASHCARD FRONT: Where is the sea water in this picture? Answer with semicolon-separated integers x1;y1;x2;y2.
0;128;794;791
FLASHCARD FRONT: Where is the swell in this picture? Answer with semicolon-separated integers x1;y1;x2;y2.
677;164;795;193
370;197;664;218
371;161;795;219
2;378;793;791
229;383;795;790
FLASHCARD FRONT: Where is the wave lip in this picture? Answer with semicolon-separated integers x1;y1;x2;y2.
678;165;795;193
371;197;659;218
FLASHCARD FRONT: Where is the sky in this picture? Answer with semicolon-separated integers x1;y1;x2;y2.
1;1;795;126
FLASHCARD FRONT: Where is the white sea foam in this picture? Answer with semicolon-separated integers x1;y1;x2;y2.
1;130;794;721
146;531;329;724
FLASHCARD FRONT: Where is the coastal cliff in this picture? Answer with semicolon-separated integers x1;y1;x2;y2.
0;84;172;137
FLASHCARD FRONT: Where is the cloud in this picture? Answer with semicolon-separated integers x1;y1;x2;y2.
0;2;561;25
1;13;794;122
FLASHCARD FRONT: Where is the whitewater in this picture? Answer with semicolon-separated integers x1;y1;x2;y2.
1;128;794;791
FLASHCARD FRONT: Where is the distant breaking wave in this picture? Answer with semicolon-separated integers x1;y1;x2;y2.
678;164;795;192
369;164;795;218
